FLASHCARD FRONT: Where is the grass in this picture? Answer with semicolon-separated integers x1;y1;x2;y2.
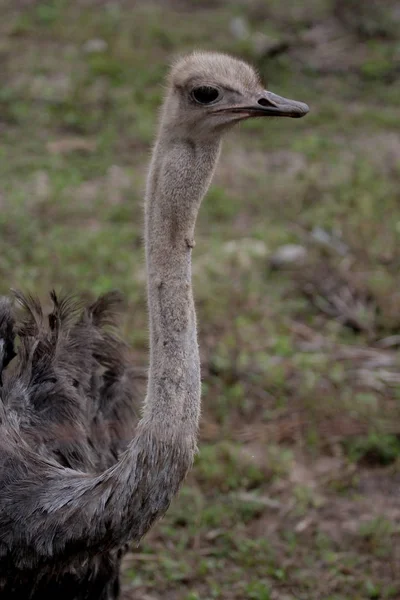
1;0;400;598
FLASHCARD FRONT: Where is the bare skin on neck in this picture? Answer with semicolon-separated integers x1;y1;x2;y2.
144;135;220;435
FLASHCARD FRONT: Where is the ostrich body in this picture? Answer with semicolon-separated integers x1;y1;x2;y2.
0;52;308;599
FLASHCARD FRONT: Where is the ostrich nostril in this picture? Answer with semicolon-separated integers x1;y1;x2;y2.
258;97;276;108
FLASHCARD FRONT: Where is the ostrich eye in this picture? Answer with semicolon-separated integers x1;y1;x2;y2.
191;86;220;105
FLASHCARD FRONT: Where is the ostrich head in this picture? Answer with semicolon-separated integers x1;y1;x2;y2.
161;51;309;139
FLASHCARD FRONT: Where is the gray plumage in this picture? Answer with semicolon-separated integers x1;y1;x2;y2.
0;51;308;599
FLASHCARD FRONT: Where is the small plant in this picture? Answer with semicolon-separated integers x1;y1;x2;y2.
359;517;395;559
344;433;400;465
245;580;272;600
185;592;201;600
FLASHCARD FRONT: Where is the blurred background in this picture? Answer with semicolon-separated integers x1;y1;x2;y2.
1;0;400;598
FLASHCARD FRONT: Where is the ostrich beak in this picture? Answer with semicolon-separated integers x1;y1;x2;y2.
224;90;309;119
254;90;310;118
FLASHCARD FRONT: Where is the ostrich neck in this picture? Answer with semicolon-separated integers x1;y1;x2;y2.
143;132;221;437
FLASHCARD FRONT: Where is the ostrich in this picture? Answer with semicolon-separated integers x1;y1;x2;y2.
0;52;308;598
